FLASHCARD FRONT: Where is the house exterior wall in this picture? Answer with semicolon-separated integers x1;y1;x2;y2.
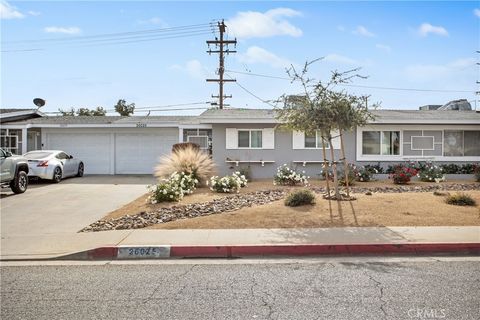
211;123;356;179
212;123;479;179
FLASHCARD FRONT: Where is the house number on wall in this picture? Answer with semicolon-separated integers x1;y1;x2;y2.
136;123;147;128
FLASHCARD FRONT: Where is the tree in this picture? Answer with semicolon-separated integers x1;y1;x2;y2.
276;59;376;200
58;108;75;116
58;107;106;116
114;99;135;116
76;107;107;116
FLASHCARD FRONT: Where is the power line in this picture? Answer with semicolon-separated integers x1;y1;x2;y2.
3;23;215;44
2;22;217;52
225;73;277;107
225;69;475;94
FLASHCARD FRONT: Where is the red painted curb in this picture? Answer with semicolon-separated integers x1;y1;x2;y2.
75;243;480;260
87;246;118;259
170;243;480;258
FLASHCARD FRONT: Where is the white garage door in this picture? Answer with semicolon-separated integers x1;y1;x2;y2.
115;131;177;174
46;133;111;174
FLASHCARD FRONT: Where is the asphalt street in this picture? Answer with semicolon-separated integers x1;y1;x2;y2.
1;257;479;320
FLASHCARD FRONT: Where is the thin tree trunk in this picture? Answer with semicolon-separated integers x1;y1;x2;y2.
339;129;350;198
320;135;331;197
328;135;340;199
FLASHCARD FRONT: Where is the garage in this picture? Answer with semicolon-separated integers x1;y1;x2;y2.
115;129;178;174
43;128;179;174
46;132;112;174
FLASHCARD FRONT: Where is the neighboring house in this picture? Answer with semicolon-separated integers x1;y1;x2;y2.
0;108;45;155
1;104;479;177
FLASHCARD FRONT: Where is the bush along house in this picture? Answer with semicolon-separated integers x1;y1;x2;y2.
1;99;479;178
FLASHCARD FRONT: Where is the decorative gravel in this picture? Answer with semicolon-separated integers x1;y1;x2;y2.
81;190;286;232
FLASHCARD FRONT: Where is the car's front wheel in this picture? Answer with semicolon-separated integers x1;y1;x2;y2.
52;167;62;183
10;171;28;194
76;162;84;177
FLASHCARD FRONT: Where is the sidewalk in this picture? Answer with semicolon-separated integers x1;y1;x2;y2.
1;226;479;260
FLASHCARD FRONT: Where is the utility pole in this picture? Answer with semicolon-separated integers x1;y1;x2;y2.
206;20;236;109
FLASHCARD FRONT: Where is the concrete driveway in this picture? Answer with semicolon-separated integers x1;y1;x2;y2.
1;175;155;237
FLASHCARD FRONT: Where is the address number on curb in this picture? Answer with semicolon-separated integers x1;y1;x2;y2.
118;246;170;259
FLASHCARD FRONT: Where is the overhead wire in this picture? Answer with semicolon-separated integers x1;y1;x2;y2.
225;69;475;94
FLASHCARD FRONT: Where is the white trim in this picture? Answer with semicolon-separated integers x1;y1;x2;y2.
225;160;275;167
410;136;434;151
0;110;45;119
178;124;212;129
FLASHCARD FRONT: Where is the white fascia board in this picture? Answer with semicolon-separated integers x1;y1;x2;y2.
371;119;480;125
200;118;278;124
13;123;182;128
0;110;37;119
178;124;212;129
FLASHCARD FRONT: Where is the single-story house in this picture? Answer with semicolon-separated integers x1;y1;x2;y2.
1;106;479;178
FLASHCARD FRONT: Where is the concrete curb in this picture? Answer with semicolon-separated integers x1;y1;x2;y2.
56;243;480;260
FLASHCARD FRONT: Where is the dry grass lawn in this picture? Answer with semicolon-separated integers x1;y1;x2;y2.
104;179;480;229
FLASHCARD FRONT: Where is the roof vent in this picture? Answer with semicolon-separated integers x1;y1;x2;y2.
437;99;472;111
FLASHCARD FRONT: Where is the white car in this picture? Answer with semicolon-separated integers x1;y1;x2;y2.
23;150;84;183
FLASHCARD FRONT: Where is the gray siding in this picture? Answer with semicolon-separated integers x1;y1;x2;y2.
211;124;356;179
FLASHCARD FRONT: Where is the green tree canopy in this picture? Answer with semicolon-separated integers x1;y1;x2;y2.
114;99;135;116
58;107;107;116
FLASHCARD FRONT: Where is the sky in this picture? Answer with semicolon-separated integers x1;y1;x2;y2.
1;1;479;115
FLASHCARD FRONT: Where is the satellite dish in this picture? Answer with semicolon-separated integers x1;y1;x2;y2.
33;98;46;108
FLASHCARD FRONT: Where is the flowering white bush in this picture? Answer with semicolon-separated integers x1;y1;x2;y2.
208;172;248;193
417;162;445;182
168;171;198;195
355;165;378;182
273;164;309;186
148;181;184;203
148;171;199;203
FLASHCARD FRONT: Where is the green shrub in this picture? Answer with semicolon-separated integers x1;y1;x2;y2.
445;193;477;206
338;163;357;186
474;164;480;182
417;161;444;182
284;189;316;207
355;165;378;182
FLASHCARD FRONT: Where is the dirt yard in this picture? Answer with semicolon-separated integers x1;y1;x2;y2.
101;179;480;229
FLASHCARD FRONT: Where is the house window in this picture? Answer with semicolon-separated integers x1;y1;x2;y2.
362;131;399;155
0;129;21;154
238;130;262;148
444;130;480;157
304;131;329;149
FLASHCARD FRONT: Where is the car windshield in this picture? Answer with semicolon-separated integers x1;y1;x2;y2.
23;152;53;159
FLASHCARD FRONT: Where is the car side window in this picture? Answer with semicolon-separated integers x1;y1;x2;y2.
0;149;5;158
56;152;68;160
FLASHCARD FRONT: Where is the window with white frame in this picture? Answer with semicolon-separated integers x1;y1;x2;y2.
362;131;400;155
444;130;480;157
238;130;262;148
0;129;21;154
304;131;329;149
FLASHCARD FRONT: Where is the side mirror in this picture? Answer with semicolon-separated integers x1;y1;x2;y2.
69;155;73;159
5;151;12;157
